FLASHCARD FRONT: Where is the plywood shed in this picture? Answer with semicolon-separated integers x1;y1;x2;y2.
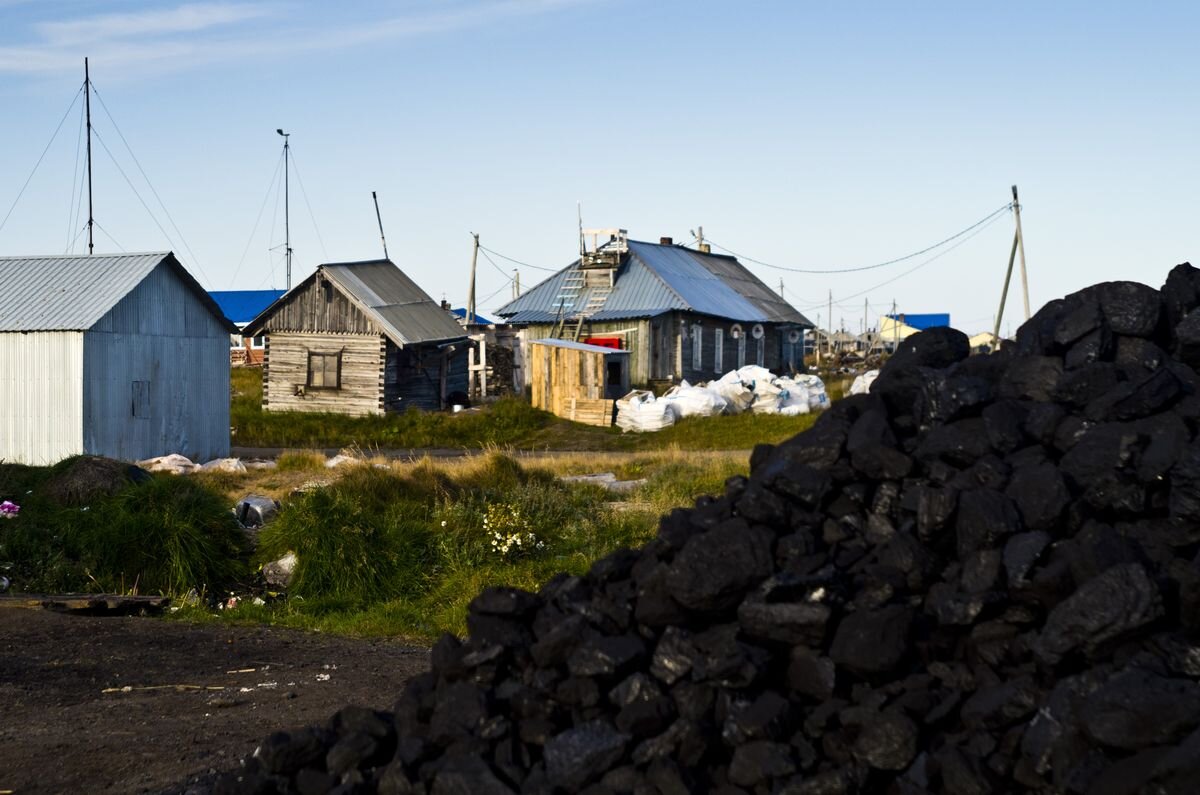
241;259;469;415
529;338;629;427
0;252;237;465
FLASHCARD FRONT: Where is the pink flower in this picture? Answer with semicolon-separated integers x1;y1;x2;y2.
0;500;18;518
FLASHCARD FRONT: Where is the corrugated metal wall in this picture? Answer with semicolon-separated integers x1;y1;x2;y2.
0;332;84;464
83;263;231;462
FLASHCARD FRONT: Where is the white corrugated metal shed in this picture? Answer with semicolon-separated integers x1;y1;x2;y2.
0;252;235;332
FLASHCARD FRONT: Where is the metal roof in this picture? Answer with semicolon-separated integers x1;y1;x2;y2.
0;251;235;333
245;259;467;347
497;240;813;327
529;338;630;354
889;313;952;331
208;290;287;324
451;307;495;325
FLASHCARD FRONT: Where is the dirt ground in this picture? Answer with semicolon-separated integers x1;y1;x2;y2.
0;608;429;794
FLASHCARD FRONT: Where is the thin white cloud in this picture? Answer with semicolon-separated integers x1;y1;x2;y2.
0;0;600;75
37;2;274;46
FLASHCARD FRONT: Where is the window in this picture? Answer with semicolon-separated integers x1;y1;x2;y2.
737;334;746;368
251;335;266;349
756;336;765;367
714;329;723;373
691;324;702;368
230;334;243;350
132;381;151;418
307;351;342;389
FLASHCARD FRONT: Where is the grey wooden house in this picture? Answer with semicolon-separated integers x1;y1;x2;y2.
242;259;469;415
0;251;237;465
496;232;814;387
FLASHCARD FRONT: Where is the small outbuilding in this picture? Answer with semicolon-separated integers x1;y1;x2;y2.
528;338;629;427
0;251;237;465
242;259;470;415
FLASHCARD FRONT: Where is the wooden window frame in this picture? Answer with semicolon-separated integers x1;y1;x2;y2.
691;324;702;369
714;329;723;373
307;350;343;390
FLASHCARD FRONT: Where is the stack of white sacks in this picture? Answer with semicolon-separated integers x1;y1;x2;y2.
615;365;830;432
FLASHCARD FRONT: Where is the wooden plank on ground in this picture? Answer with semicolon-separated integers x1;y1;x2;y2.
0;594;171;615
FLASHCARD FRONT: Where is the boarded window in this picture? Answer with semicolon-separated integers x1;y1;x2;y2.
714;329;723;373
307;351;342;389
132;381;151;418
691;324;702;368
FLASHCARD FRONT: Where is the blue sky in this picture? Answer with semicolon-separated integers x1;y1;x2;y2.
1;1;1198;333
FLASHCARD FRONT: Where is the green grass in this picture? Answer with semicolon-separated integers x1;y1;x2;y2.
229;367;819;451
179;451;746;640
0;458;249;595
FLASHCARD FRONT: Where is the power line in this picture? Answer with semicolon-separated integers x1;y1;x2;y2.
65;96;86;252
477;244;558;272
478;246;513;280
0;85;84;238
793;209;1008;310
286;145;328;260
231;150;285;286
93;220;125;252
704;203;1013;274
90;84;209;282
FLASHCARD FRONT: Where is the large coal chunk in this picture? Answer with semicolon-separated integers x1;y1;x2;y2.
829;604;913;676
1078;668;1200;750
1034;563;1163;665
665;519;773;612
1097;281;1163;338
543;720;629;791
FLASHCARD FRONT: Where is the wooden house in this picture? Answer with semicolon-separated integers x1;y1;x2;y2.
209;289;286;366
242;259;469;415
496;232;814;388
0;252;236;465
528;338;630;427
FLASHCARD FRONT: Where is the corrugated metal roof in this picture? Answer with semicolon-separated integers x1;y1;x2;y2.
0;251;235;333
209;290;287;324
890;313;952;330
496;240;813;327
529;338;631;354
246;259;466;347
451;307;495;325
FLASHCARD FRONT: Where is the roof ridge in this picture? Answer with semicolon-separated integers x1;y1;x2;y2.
0;250;171;262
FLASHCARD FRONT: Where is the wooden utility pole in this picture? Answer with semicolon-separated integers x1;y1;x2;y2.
827;290;833;358
467;233;479;325
84;58;93;255
1013;184;1031;320
863;298;869;352
513;269;520;300
779;278;784;298
992;186;1030;344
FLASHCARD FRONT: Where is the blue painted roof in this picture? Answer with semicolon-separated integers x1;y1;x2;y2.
451;307;495;325
209;290;286;325
889;313;951;330
496;240;812;326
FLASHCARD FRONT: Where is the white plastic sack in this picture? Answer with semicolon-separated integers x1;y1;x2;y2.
792;374;830;411
708;380;754;414
849;370;880;396
615;391;675;433
775;378;812;414
662;383;728;419
200;457;247;474
736;365;774;389
138;453;196;475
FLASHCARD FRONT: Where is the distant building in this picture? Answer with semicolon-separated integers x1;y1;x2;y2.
242;259;470;415
0;252;236;465
449;307;495;326
887;313;951;331
496;231;813;386
209;289;286;365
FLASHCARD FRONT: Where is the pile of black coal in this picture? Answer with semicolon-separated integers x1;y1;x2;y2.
216;265;1200;794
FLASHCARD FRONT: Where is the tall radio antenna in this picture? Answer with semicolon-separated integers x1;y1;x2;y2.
372;191;389;260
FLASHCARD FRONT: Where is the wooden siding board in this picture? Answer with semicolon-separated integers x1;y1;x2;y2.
259;275;382;336
528;341;616;426
264;332;383;416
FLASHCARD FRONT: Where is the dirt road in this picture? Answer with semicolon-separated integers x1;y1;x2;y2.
0;609;428;794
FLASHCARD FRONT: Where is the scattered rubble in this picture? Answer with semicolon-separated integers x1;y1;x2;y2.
559;473;648;494
219;265;1200;793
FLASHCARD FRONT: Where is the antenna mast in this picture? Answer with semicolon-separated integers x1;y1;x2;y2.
85;58;94;255
276;129;291;288
467;233;479;325
372;191;389;259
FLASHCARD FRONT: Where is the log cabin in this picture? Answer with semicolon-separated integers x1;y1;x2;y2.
242;259;470;415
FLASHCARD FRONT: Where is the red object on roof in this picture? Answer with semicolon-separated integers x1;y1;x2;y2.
584;336;622;350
